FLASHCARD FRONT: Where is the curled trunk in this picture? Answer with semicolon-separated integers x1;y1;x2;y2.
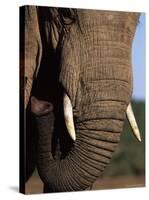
34;100;126;191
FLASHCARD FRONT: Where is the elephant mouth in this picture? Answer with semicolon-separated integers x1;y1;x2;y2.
63;93;141;142
31;93;141;143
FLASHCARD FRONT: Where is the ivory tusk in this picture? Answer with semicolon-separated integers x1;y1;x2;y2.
63;93;76;141
126;103;142;142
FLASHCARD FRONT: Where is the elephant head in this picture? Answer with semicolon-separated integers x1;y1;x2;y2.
22;6;141;192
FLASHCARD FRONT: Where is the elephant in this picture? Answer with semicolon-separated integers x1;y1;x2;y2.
20;6;142;193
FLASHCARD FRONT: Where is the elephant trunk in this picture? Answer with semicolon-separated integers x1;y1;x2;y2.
30;10;140;192
32;97;126;192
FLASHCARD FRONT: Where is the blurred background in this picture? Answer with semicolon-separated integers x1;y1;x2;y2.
25;13;145;194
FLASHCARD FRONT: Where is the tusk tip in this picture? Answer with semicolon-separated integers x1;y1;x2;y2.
63;93;76;142
66;123;76;141
137;135;142;142
127;103;142;143
71;134;76;141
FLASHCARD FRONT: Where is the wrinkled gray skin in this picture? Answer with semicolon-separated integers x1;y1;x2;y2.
21;6;140;192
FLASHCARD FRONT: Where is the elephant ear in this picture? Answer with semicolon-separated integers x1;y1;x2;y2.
125;12;140;37
22;6;42;109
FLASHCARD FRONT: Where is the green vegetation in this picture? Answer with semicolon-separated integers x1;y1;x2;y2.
103;100;145;178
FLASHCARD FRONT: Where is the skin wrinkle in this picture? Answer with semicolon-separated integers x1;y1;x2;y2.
68;138;110;173
78;135;118;150
78;145;113;163
75;139;112;165
24;6;140;192
79;121;123;132
68;141;99;180
56;153;94;190
79;122;120;134
80;130;121;143
75;140;109;171
68;154;97;182
63;158;87;190
75;152;102;177
75;142;111;166
75;153;107;180
77;111;126;123
66;161;92;188
66;150;93;187
55;163;68;191
68;150;105;187
59;159;76;191
76;118;124;133
68;155;94;188
79;84;131;105
63;161;81;190
77;142;108;168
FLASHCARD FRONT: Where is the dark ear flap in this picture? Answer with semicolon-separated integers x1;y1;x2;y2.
31;96;53;116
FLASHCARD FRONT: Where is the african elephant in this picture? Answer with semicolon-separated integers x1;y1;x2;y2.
21;6;141;192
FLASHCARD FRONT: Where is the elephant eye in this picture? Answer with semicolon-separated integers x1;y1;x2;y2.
57;8;78;25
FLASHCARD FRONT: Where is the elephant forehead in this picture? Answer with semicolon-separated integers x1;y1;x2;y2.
78;10;136;24
77;10;140;41
78;10;125;24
